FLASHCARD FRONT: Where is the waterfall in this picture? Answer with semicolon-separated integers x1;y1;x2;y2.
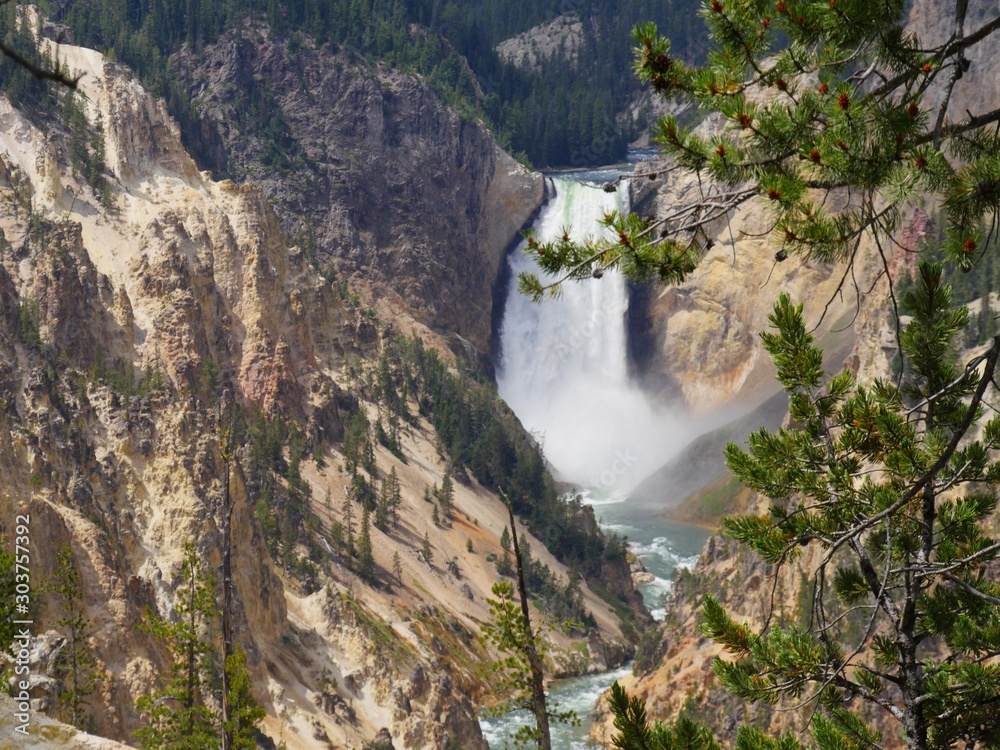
497;175;683;492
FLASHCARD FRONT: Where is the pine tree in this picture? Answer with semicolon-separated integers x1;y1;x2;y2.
480;501;576;750
392;551;403;582
421;532;433;565
350;468;373;512
135;542;220;750
357;506;374;580
617;269;1000;750
343;410;369;473
223;645;265;750
362;434;377;476
437;471;454;522
607;681;719;750
388;466;402;528
497;525;513;577
518;1;1000;299
342;497;355;557
374;476;390;532
51;545;101;728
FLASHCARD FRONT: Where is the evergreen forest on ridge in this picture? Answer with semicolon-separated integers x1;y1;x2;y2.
25;0;707;168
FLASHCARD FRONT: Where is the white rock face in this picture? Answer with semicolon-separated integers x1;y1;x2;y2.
0;692;134;749
496;15;585;72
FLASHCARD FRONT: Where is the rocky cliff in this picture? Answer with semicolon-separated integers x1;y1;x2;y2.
171;25;544;361
629;163;867;416
495;15;585;72
0;23;632;750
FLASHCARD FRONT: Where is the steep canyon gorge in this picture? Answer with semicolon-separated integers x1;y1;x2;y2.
0;0;998;749
0;16;630;750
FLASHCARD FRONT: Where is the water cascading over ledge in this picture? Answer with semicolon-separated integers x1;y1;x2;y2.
496;174;684;492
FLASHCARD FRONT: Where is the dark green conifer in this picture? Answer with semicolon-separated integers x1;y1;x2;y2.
51;545;101;728
134;542;219;750
437;472;454;522
615;267;1000;750
223;645;264;750
357;506;374;579
421;532;433;565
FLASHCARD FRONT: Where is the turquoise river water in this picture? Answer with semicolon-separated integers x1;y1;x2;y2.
479;489;710;749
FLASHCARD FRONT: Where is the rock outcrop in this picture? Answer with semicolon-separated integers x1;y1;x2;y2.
0;691;135;749
496;15;585;72
172;26;544;359
629;164;863;415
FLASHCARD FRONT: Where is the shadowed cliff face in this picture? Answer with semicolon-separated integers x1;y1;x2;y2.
172;26;544;358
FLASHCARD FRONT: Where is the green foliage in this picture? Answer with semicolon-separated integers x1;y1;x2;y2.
609;681;721;750
518;537;594;630
62;91;114;208
18;296;42;351
51;545;101;728
375;468;401;531
223;644;265;750
480;580;578;748
519;0;1000;294
131;542;263;749
47;0;705;169
233;407;322;576
134;542;220;750
711;268;1000;749
420;531;433;565
0;5;59;121
392;550;403;582
89;357;165;398
382;334;609;586
425;0;706;166
357;505;375;580
632;626;665;678
436;471;454;520
341;496;356;558
196;355;221;402
343;409;374;474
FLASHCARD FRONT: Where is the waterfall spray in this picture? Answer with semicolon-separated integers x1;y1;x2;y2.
497;175;683;492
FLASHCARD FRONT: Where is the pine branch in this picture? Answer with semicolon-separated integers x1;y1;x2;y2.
826;335;1000;558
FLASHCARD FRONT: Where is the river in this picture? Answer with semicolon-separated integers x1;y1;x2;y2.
485;157;712;748
479;489;709;749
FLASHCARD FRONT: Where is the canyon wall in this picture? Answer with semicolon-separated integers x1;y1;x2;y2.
172;26;544;359
0;27;630;750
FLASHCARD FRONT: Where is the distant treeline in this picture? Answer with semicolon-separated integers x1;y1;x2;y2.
30;0;704;168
